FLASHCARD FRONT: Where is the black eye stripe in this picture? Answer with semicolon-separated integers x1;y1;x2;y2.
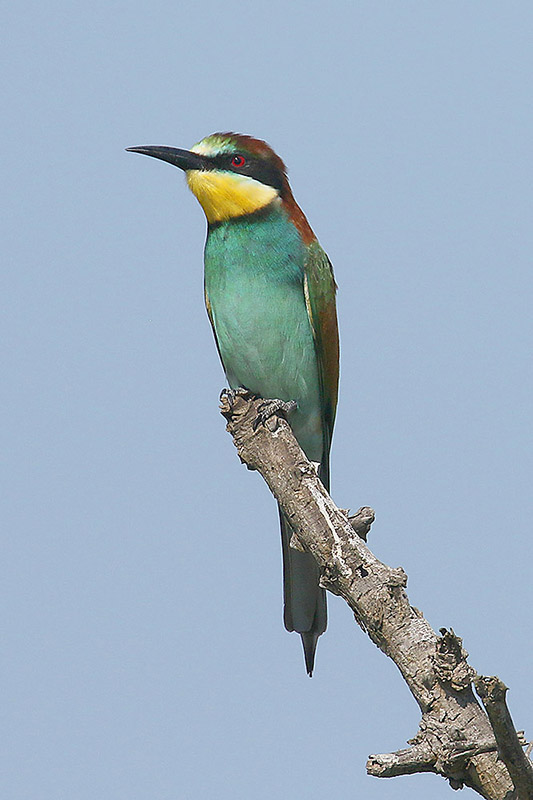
206;153;285;193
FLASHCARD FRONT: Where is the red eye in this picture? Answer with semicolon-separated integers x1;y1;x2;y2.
231;154;246;168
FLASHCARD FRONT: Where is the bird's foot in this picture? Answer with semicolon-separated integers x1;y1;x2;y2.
220;386;255;409
253;398;297;431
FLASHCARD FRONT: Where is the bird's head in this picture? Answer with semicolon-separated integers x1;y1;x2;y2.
127;132;315;244
127;132;291;224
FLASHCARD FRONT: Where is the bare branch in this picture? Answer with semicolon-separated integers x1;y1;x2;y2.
220;389;525;799
474;676;533;800
367;743;436;778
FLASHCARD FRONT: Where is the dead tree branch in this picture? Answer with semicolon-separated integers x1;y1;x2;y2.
220;389;529;799
474;677;533;800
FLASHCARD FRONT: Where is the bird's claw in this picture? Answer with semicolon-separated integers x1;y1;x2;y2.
220;387;237;406
220;387;255;408
253;398;297;431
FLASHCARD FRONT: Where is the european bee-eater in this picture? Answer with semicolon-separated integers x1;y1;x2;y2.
127;133;339;675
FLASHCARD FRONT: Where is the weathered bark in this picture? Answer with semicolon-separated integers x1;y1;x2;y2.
474;677;533;800
220;389;531;799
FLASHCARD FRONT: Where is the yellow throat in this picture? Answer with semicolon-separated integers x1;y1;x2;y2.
186;170;279;224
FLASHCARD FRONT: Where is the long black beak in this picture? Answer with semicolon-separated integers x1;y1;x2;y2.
125;145;207;171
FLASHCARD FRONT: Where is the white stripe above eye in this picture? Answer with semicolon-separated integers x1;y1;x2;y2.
190;137;234;157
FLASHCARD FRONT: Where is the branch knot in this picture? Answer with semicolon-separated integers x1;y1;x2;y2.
434;629;476;691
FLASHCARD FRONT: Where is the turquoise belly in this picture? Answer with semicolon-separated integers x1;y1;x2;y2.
204;210;323;461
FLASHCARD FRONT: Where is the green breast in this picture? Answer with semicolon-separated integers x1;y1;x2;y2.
204;204;323;460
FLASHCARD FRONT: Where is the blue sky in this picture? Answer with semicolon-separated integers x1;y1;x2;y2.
3;2;532;798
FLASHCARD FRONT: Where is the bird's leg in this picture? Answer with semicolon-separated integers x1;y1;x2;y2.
253;398;298;431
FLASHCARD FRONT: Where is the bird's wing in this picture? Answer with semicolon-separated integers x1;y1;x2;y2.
303;241;340;483
204;286;226;372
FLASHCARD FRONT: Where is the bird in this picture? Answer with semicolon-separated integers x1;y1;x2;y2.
127;133;339;675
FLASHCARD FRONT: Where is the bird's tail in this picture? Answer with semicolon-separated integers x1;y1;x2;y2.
279;509;327;676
